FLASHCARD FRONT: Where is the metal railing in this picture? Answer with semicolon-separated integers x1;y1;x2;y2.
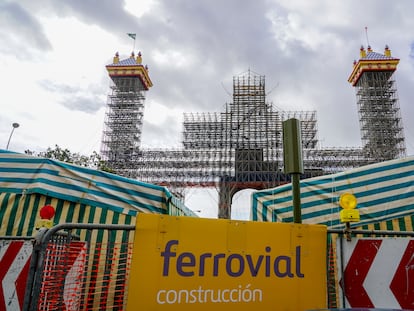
23;223;135;311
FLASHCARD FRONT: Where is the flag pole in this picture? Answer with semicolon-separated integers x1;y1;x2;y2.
127;33;137;53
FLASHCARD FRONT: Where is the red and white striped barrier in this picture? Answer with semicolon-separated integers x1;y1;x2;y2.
338;238;414;309
0;240;33;311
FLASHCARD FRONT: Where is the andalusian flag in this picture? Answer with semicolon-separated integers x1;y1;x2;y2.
127;33;136;40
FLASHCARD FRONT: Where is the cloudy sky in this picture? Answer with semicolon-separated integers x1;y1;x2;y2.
1;0;414;217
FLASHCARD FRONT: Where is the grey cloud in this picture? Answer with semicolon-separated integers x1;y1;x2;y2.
0;1;52;55
38;80;78;93
19;0;142;43
145;1;413;153
8;0;414;154
61;95;105;113
136;1;293;112
38;80;105;113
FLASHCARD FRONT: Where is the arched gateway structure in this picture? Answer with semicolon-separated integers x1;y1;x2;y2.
101;46;406;219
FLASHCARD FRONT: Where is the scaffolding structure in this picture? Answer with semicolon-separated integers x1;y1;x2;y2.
100;46;406;218
348;45;406;161
100;52;152;176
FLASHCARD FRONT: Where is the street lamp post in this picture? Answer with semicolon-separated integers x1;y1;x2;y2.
6;122;20;150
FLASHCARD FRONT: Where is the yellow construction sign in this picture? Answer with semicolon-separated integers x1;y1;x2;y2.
126;214;327;311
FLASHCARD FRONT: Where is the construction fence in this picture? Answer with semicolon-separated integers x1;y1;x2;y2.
327;228;414;309
1;222;413;310
1;223;135;311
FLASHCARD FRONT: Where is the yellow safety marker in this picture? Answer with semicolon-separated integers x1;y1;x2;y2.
339;193;360;222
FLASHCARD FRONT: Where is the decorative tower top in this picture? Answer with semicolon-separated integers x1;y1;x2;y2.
136;51;142;64
113;52;119;64
348;45;399;86
106;51;153;90
384;45;391;57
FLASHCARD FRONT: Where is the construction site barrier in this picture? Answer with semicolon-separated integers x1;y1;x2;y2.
0;237;33;310
326;228;414;309
2;224;413;310
23;223;135;311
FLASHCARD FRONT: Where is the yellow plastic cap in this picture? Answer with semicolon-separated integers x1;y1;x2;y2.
339;193;357;209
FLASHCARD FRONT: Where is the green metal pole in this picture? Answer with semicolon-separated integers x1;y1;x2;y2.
282;118;304;224
292;173;302;223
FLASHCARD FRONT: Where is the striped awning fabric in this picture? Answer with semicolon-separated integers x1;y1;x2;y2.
251;156;414;228
0;150;194;217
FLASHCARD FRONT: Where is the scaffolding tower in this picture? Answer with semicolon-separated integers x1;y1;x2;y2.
348;45;406;161
100;46;405;219
100;52;152;176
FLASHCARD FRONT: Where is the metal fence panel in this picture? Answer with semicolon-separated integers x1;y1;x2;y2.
24;224;135;311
